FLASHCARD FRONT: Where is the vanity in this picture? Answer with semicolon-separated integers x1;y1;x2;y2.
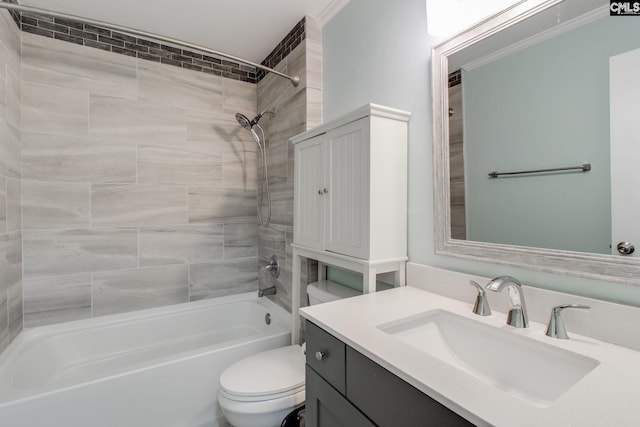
300;286;640;426
304;319;472;426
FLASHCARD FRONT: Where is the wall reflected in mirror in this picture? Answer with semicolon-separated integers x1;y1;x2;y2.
447;1;640;255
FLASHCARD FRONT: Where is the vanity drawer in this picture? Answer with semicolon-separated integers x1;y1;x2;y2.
346;347;473;427
306;320;346;394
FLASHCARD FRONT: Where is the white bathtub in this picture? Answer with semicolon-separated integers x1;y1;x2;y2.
0;292;291;427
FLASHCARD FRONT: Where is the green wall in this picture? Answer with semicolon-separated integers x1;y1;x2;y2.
322;0;640;306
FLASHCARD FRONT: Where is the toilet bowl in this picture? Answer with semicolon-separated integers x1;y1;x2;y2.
218;345;305;427
218;281;360;427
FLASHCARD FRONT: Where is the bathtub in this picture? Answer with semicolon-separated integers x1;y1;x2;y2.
0;292;291;427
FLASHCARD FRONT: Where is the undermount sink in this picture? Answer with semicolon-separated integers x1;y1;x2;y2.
377;309;599;407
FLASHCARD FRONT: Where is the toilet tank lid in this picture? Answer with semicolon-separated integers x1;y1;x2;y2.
307;280;361;303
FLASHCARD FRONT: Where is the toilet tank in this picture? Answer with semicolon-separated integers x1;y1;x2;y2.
307;280;361;305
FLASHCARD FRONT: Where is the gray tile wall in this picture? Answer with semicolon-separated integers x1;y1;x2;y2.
257;17;322;312
21;30;261;327
0;9;319;338
0;9;22;352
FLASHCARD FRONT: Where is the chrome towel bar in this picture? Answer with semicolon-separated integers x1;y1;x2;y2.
488;163;591;178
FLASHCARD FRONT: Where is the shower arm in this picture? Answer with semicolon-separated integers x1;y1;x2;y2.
0;2;301;87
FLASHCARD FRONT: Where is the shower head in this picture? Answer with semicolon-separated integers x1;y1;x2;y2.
234;112;272;227
235;113;253;130
235;110;275;130
236;111;273;150
236;112;262;148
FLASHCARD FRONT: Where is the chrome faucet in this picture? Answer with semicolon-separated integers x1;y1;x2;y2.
485;276;529;328
258;286;277;297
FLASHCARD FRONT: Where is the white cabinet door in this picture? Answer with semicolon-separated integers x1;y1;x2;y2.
325;119;370;259
294;135;326;250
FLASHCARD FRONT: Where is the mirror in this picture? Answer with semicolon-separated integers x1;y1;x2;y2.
432;0;640;285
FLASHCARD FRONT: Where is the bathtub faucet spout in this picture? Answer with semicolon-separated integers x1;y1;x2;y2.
258;286;277;297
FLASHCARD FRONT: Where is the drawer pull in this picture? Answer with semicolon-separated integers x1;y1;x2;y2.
315;351;327;361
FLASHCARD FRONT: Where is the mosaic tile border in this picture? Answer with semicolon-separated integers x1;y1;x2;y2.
9;4;305;84
257;18;306;81
5;0;21;26
449;69;462;88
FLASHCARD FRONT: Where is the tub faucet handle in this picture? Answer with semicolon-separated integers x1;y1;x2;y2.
470;280;491;316
545;304;590;340
264;255;280;279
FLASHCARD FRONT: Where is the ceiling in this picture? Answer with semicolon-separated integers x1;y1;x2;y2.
18;0;348;63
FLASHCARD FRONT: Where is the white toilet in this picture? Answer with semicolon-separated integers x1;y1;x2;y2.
218;281;360;427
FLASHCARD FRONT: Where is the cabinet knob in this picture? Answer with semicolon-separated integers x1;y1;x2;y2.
318;189;323;195
315;351;327;361
323;188;329;194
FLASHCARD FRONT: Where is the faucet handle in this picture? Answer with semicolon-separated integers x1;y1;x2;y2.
545;304;590;340
470;281;491;316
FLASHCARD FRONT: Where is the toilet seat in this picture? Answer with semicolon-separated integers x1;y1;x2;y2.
219;384;305;403
219;345;305;402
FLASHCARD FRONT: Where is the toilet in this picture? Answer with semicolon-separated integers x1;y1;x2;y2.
218;281;360;427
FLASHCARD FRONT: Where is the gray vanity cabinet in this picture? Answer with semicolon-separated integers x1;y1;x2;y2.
306;367;375;427
305;321;474;427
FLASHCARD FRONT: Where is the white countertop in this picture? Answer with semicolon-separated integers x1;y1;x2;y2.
300;286;640;426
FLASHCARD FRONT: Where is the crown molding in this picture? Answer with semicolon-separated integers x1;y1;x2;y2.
315;0;350;27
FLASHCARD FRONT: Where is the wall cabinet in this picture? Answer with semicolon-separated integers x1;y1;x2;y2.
305;321;474;427
290;104;410;343
294;118;373;258
292;105;409;261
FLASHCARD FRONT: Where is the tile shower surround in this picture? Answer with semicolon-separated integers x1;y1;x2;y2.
0;5;23;353
20;29;262;326
7;8;321;330
15;8;305;85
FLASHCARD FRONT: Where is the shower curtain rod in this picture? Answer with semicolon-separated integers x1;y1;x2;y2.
0;2;300;86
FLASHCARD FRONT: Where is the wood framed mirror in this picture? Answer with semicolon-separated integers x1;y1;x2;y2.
432;0;640;285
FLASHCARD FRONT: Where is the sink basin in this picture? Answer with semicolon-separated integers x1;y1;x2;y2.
377;309;599;407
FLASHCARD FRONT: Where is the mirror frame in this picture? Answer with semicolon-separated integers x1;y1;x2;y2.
432;0;640;286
